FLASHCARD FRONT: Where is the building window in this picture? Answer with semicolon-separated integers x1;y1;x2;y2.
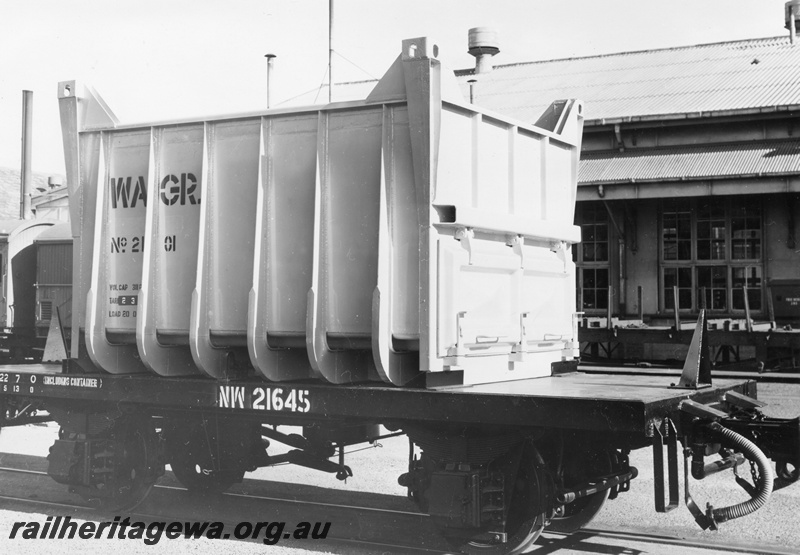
731;205;762;260
575;203;610;311
732;266;762;311
696;204;726;260
660;198;763;313
581;267;609;311
664;267;692;310
663;206;692;261
696;265;727;310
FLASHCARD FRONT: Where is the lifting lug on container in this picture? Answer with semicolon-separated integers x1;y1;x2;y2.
509;312;531;365
507;234;527;268
455;227;475;265
549;240;569;273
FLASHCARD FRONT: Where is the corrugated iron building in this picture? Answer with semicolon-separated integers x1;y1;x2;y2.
456;36;800;354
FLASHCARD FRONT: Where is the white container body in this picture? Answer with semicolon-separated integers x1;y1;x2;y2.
59;37;584;385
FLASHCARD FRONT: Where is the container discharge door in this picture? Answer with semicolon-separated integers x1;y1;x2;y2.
85;131;151;374
249;114;327;382
431;107;582;383
137;126;204;376
190;120;260;379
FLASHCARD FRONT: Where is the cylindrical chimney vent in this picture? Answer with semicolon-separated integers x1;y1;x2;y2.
20;90;33;220
468;27;500;74
786;0;800;44
265;53;276;108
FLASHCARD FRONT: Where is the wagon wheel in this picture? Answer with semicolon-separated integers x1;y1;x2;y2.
451;441;548;555
548;446;612;533
162;418;246;494
79;413;162;512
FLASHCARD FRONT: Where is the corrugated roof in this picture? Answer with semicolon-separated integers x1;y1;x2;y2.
35;222;71;242
0;168;64;220
286;37;800;124
579;139;800;184
220;38;800;189
460;37;800;123
0;219;53;237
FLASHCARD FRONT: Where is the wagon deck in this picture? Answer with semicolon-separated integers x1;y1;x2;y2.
1;363;753;434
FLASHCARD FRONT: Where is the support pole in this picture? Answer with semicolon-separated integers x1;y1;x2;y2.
767;284;776;326
742;284;753;333
328;0;334;103
20;90;33;220
786;194;796;249
672;285;681;331
637;285;643;321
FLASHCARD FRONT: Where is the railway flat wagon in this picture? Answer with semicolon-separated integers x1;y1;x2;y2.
1;38;798;555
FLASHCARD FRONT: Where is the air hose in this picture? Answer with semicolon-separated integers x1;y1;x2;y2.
706;421;774;524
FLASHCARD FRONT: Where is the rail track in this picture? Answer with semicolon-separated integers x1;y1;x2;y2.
0;457;794;555
0;462;437;554
579;363;800;383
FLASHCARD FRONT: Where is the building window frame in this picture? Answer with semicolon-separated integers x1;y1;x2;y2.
659;197;763;315
575;202;612;313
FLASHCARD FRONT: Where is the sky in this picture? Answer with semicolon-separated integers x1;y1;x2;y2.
0;0;791;176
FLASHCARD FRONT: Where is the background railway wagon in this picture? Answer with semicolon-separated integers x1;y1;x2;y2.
0;219;56;360
33;222;72;344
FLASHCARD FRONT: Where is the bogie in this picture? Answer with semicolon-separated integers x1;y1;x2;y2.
161;415;262;494
47;409;163;512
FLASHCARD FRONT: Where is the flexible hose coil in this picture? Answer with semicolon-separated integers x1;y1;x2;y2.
707;421;774;523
